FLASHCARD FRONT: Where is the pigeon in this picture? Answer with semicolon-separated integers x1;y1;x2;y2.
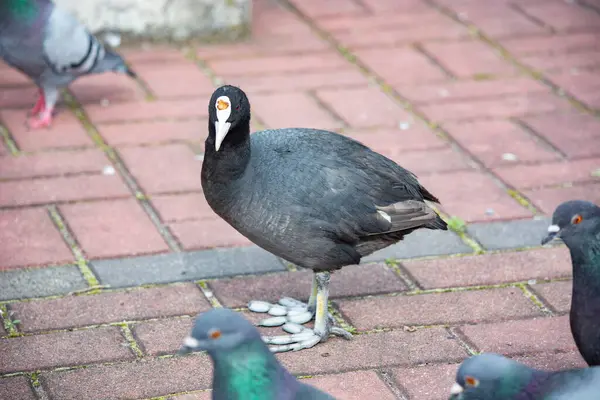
541;200;600;366
201;85;447;352
178;308;336;400
0;0;136;128
449;352;600;399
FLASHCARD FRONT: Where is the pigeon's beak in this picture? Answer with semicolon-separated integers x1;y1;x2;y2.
214;120;232;152
541;224;560;245
450;383;464;395
177;336;204;355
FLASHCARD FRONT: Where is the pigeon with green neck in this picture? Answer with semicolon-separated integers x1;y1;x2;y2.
450;352;600;399
542;200;600;366
0;0;135;129
179;308;336;400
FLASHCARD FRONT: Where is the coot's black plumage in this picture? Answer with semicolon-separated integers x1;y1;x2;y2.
202;85;447;351
542;200;600;366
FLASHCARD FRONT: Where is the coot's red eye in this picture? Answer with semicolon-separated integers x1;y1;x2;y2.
235;105;241;110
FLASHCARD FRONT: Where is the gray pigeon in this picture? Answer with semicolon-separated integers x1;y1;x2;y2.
201;85;447;352
0;0;135;128
542;200;600;366
178;308;336;400
450;352;600;399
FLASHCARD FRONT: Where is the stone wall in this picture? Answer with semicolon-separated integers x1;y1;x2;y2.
54;0;251;41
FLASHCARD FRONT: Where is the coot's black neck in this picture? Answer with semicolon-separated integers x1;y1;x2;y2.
202;119;251;182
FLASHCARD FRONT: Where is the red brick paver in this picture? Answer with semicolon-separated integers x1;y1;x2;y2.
59;199;170;259
339;287;543;331
41;355;213;400
403;247;571;289
11;284;209;332
0;208;73;270
0;376;36;400
0;327;134;373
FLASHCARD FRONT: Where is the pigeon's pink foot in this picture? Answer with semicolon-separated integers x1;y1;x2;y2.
30;93;45;116
27;109;53;129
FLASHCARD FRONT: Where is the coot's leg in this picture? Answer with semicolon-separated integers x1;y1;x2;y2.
258;271;353;353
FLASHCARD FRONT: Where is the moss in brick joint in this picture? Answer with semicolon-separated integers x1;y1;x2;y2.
517;284;553;315
329;304;357;334
0;304;21;337
47;207;101;288
117;323;145;358
29;372;41;387
0;125;20;156
197;281;223;308
506;189;540;215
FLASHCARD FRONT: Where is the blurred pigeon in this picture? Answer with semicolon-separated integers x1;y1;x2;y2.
542;200;600;366
201;85;447;352
0;0;136;128
450;352;600;399
179;308;336;400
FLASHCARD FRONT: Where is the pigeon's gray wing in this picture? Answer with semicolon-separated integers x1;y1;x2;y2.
42;6;105;78
295;382;337;400
0;15;48;79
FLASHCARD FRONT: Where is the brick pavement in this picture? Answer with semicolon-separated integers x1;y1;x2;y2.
0;0;599;398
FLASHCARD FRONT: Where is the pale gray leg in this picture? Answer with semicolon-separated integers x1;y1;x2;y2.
255;271;353;353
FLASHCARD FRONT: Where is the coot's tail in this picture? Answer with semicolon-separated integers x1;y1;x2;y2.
426;213;448;231
420;184;441;204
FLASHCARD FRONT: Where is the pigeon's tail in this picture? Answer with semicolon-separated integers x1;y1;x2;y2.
94;49;137;78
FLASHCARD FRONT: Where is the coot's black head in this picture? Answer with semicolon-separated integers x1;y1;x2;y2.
541;200;600;246
208;85;251;151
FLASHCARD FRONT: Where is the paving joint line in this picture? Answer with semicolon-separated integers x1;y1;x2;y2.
196;281;224;308
0;315;567;378
328;302;358;335
1;282;565;339
121;62;158;102
447;327;479;356
306;90;350;128
29;372;50;400
0;304;20;337
376;369;409;400
118;323;145;358
412;42;457;79
522;283;558;315
47;205;101;288
0;122;20;156
0;315;195;340
277;0;538;247
0;258;571;308
574;0;600;15
510;118;569;160
508;3;555;32
426;0;600;117
384;259;422;291
61;91;182;252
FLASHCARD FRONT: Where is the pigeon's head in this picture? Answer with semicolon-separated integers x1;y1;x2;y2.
450;353;527;400
208;85;251;152
178;308;261;355
541;200;600;247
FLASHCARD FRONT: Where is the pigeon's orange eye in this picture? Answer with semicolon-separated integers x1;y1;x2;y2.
208;329;222;340
572;214;583;225
465;376;479;387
